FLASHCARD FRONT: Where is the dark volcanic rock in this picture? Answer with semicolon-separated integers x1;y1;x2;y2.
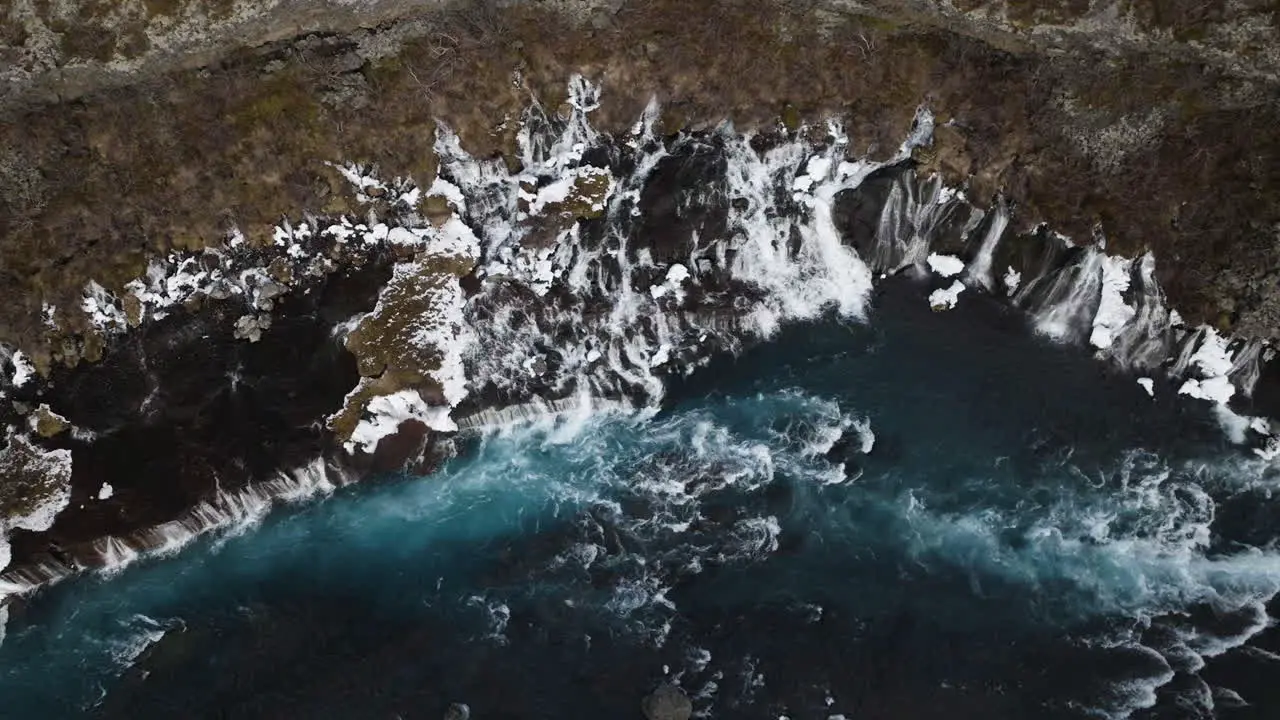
633;139;729;265
5;259;394;572
833;165;908;262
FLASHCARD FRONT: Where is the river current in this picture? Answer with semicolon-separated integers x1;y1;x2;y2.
3;279;1279;719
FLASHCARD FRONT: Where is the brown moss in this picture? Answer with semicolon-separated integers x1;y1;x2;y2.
1130;0;1228;41
423;195;452;227
0;432;70;521
329;250;474;442
30;404;71;438
143;0;183;18
122;292;144;327
1006;0;1091;28
1;0;1280;356
267;257;294;285
343;258;467;379
226;70;321;133
50;18;116;63
81;331;106;363
542;169;612;220
780;103;802;132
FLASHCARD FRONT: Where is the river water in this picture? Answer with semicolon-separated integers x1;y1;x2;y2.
2;279;1278;719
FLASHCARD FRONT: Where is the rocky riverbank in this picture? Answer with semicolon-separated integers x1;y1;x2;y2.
3;0;1280;601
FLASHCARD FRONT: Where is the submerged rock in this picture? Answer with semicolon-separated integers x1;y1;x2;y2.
642;683;692;720
443;702;471;720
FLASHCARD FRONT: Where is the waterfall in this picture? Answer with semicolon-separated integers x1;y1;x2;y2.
5;75;1278;605
0;457;345;600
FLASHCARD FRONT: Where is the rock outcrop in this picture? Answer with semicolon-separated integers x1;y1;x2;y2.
642;683;692;720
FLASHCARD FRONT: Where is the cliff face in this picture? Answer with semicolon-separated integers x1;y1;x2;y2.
1;0;1279;594
3;0;1280;353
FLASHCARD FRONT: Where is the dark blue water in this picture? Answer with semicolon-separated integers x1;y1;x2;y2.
3;281;1279;720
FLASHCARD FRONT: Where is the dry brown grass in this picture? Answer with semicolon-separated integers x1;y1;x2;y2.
1;0;1279;354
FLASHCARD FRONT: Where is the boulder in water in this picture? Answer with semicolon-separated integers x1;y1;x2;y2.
443;702;470;720
642;683;692;720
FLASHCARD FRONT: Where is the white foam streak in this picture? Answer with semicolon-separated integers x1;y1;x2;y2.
457;391;635;438
107;614;176;669
1030;246;1107;343
1103;253;1173;370
723;136;875;333
868;174;968;274
963;203;1009;291
1090;255;1136;350
0;458;342;597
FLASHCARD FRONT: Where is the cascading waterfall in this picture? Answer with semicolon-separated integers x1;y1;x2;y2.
410;80;1280;716
0;458;347;598
5;73;1275;602
3;77;1280;720
424;76;1273;453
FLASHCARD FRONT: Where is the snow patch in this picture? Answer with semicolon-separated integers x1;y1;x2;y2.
1137;378;1155;397
10;351;34;388
1176;328;1237;405
346;389;458;454
82;281;129;333
427;175;467;214
520;166;613;218
1185;328;1236;378
926;253;965;278
792;155;833;194
331;162;423;207
649;344;672;368
1003;267;1021;295
928;280;965;310
1178;376;1236;405
650;263;692;302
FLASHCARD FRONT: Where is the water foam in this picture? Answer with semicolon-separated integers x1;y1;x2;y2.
410;77;1277;466
0;457;344;599
439;389;1280;718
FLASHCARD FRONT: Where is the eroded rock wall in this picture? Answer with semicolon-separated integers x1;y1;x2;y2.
2;0;1280;599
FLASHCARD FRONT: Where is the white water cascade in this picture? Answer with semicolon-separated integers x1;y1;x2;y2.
415;77;1275;460
3;76;1277;646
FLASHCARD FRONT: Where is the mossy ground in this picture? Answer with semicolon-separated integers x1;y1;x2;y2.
0;432;68;523
30;405;71;438
1;0;1279;355
329;251;476;442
